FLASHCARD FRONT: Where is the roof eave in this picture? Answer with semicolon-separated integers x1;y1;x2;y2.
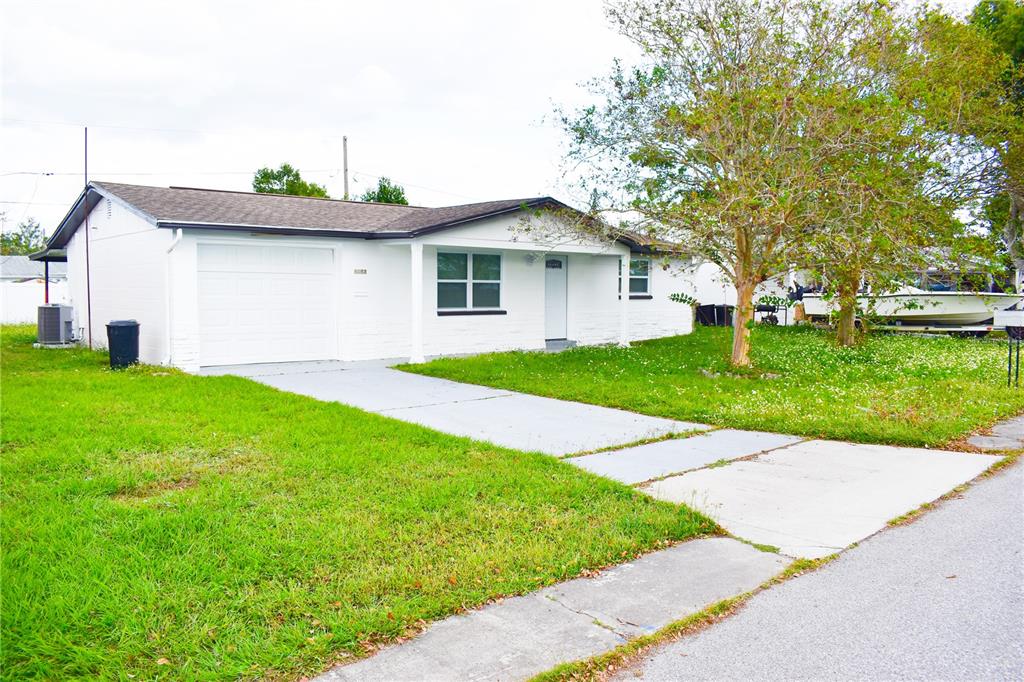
400;197;571;238
156;221;400;240
28;248;68;263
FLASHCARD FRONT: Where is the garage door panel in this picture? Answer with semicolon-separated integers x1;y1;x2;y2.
197;244;337;366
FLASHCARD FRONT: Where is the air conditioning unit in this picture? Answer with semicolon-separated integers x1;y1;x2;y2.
37;304;75;344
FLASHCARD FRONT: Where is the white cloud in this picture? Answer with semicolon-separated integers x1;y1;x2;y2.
0;0;982;233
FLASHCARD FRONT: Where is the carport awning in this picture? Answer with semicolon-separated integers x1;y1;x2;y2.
28;248;67;263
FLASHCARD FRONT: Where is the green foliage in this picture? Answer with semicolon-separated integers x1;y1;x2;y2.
251;163;329;198
0;325;710;679
971;0;1024;68
359;177;409;205
405;326;1024;447
0;217;45;255
756;295;794;309
559;0;1014;363
969;0;1024;278
668;292;698;306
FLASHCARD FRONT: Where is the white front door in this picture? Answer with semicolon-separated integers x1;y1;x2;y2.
544;256;568;339
196;243;337;366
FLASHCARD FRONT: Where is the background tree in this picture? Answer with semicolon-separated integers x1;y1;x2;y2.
1;217;46;255
969;0;1024;287
797;6;1015;345
252;163;330;198
557;0;925;366
359;177;409;205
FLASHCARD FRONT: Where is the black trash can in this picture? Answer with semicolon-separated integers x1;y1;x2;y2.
696;304;735;327
106;320;140;369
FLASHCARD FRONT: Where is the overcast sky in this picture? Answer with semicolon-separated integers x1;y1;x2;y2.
1;0;978;235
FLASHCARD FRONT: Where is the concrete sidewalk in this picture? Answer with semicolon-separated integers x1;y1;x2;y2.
615;462;1024;681
642;440;999;558
320;538;786;682
204;360;707;455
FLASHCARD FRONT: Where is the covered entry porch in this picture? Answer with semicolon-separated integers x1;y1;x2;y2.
398;237;634;363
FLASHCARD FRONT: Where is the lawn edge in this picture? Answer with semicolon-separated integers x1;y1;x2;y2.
887;450;1021;528
526;555;838;682
309;532;728;680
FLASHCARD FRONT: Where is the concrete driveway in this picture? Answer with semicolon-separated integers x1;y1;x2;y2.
203;360;707;456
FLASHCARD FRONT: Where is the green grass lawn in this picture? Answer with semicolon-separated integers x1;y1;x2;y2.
402;325;1024;447
0;326;713;681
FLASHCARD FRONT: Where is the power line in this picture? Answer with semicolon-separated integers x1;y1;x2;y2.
0;168;337;178
350;169;480;202
1;117;347;140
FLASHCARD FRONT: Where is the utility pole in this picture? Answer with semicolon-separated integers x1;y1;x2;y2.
343;135;349;200
84;126;93;349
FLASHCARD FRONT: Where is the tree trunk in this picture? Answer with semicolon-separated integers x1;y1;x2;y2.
836;301;857;346
835;275;860;347
1006;190;1024;292
731;278;756;367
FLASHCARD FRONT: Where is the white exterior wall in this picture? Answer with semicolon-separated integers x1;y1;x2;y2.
64;208;696;370
1;280;70;323
421;244;547;357
416;214;693;354
339;240;412;361
568;254;694;344
64;198;169;362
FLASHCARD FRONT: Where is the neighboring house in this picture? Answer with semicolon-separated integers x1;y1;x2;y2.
39;182;693;371
0;255;69;324
684;262;799;325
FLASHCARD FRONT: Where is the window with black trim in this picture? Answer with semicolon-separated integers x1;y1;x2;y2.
437;252;501;309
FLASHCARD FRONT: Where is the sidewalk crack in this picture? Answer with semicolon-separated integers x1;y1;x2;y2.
376;393;517;413
543;594;631;640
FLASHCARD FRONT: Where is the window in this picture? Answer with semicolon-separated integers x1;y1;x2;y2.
437;252;501;309
619;258;651;297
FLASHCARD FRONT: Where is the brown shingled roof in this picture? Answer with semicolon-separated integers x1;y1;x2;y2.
89;182;552;235
93;181;426;232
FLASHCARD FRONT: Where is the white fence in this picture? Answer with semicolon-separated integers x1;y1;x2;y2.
1;280;70;324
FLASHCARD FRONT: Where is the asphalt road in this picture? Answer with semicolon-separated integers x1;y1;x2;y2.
616;460;1024;681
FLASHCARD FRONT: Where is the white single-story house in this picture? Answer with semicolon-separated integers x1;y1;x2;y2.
38;182;694;371
0;255;69;324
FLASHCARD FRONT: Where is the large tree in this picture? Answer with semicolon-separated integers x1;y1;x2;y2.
969;0;1024;287
359;177;409;205
252;163;330;198
796;6;1015;345
1;217;46;255
559;0;934;365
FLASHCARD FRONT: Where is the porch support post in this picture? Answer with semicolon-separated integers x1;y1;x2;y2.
409;242;426;363
618;253;630;347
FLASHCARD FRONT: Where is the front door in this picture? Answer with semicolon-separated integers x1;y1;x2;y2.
545;256;567;339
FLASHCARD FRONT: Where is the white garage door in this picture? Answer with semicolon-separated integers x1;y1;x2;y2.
197;243;337;366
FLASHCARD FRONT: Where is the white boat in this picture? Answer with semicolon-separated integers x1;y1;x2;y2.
802;288;1024;327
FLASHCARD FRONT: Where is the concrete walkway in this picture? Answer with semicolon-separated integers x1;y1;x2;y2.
568;430;803;484
320;538;786;682
204;360;706;455
967;414;1024;451
615;462;1024;682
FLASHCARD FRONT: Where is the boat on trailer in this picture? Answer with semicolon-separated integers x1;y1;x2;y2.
799;270;1023;334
